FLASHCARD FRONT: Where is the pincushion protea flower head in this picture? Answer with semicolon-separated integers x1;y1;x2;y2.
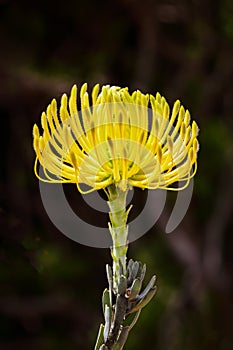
33;83;199;193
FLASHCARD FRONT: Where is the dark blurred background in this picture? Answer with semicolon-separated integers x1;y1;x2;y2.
1;0;233;349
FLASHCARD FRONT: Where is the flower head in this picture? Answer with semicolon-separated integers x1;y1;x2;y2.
33;83;199;193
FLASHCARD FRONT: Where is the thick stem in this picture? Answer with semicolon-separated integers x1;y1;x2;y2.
94;182;157;350
107;183;129;290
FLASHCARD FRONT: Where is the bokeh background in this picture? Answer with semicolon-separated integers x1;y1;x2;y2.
1;0;233;349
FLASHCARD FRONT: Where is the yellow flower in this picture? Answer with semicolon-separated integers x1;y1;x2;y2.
33;83;199;193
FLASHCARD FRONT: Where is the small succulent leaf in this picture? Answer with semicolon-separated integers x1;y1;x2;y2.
94;323;105;350
135;261;142;279
140;264;147;282
118;275;127;295
127;259;134;278
113;326;130;350
127;263;135;284
127;287;157;315
127;278;142;300
128;309;141;331
104;305;111;343
137;275;156;301
131;261;140;281
106;264;113;291
102;288;111;314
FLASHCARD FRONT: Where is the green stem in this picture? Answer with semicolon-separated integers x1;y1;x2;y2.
107;183;129;290
94;182;157;349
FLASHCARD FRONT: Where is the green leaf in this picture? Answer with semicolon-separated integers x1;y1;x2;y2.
113;326;130;350
102;288;111;315
128;278;142;300
106;264;113;291
131;261;140;281
127;287;157;315
104;305;111;343
94;324;105;350
138;275;156;300
140;264;147;282
127;259;134;279
128;309;141;331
